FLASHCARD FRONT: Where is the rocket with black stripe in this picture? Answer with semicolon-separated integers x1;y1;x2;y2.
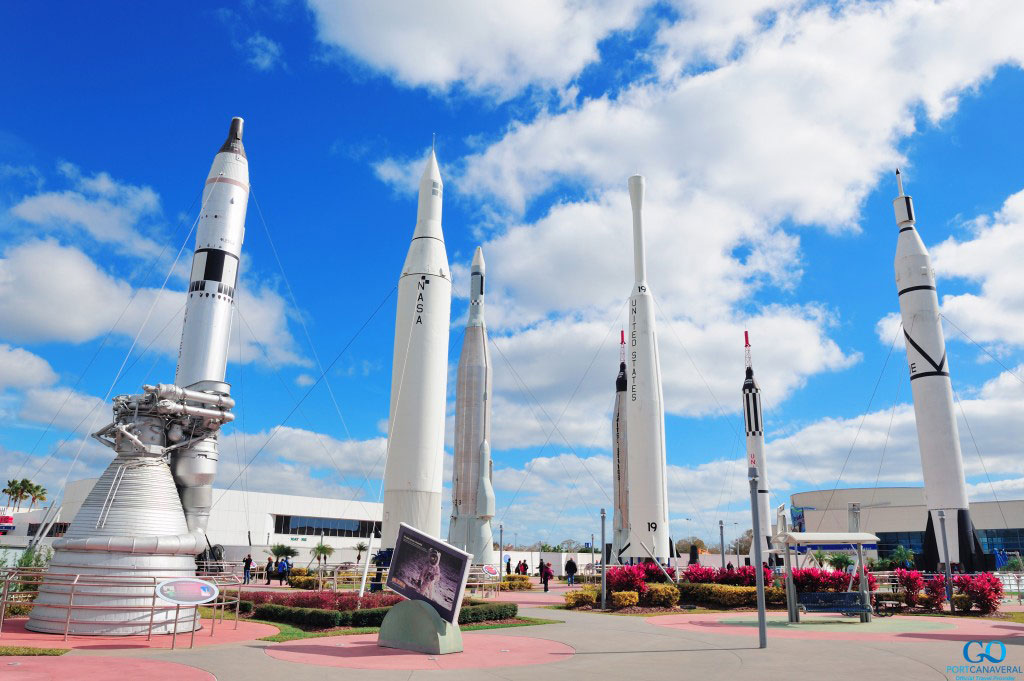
381;149;452;549
893;169;983;571
742;331;773;565
611;330;630;563
172;116;249;534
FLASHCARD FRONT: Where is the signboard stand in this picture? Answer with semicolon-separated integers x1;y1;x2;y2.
378;599;463;654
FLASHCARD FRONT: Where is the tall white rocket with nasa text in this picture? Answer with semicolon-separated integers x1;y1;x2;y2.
611;330;631;562
893;169;983;570
742;332;773;563
448;247;498;565
622;175;670;561
382;150;452;549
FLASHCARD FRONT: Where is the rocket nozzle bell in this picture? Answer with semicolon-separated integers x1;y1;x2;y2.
219;117;246;158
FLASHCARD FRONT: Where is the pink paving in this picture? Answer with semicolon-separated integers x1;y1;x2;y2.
0;617;278;650
649;612;1024;643
0;656;214;680
265;633;575;670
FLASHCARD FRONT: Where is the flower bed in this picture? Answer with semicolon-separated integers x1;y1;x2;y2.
252;601;517;628
245;589;402;611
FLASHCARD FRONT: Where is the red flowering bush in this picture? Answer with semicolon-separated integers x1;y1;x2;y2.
243;589;402;611
681;564;717;584
715;565;774;587
923;575;946;610
852;567;877;593
641;562;676;583
790;567;850;593
894;568;924;606
606;564;649;594
955;573;1003;614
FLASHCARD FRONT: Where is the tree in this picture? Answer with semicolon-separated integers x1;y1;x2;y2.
675;536;709;554
27;484;47;513
890;545;915;568
3;480;19;508
728;529;754;556
270;544;298;560
310;542;334;569
354;541;368;563
811;550;828;568
11;479;32;511
559;539;581;551
827;552;854;571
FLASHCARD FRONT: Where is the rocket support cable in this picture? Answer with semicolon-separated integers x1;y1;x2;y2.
863;337;906;533
11;192;201;480
210;285;397;505
952;386;1012;533
812;318;903;532
941;314;1024;387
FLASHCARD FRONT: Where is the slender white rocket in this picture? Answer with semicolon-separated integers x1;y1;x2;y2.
172;116;249;533
381;149;452;549
742;331;772;564
893;169;982;569
611;330;630;562
623;175;670;560
448;247;497;564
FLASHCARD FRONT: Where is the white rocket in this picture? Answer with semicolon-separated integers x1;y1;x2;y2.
448;247;498;565
611;330;630;562
172;116;249;533
893;169;983;570
381;149;452;549
622;175;670;561
742;331;773;564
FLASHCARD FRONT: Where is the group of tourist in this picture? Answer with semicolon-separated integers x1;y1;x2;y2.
238;554;293;585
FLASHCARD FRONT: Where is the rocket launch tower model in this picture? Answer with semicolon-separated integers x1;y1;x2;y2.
448;247;498;565
611;331;630;562
620;175;671;561
27;118;248;635
742;332;773;565
893;170;984;571
381;150;452;549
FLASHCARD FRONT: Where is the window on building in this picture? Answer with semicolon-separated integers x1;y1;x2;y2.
977;528;1024;554
273;515;381;538
875;531;925;557
25;523;70;538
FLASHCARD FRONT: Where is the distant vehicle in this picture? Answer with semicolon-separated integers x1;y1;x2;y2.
0;515;15;535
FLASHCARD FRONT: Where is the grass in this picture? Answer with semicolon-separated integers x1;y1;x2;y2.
0;646;69;656
198;606;560;642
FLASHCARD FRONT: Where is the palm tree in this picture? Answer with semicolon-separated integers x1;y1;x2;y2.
12;479;32;511
890;545;915;569
270;544;299;560
27;484;46;513
311;543;334;570
355;541;368;563
3;480;19;508
811;550;828;568
826;552;854;571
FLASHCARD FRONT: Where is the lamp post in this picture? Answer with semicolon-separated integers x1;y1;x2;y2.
719;520;726;569
499;524;504;569
749;467;767;648
938;510;953;602
600;508;607;610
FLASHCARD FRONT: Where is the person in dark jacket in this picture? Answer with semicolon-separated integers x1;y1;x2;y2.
506;557;512;575
565;558;578;586
265;557;274;585
242;554;253;584
541;562;554;592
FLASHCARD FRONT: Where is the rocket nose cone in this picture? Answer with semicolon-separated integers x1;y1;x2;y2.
471;246;485;273
422;149;442;185
628;174;644;208
219;117;246;158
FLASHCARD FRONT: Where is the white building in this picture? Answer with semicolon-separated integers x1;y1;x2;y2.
0;478;382;564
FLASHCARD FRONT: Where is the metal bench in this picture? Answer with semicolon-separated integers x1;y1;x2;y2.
797;592;871;616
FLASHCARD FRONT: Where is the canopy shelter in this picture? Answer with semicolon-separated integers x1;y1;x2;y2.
777;531;879;623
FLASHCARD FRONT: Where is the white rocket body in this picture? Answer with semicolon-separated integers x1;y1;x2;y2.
448;247;498;565
622;175;671;561
742;337;773;564
611;333;630;562
382;150;452;549
172;117;249;533
893;172;975;566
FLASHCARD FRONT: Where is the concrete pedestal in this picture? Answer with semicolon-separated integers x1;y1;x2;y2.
377;599;463;655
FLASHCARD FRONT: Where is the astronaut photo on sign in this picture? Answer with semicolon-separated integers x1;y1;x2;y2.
386;523;471;623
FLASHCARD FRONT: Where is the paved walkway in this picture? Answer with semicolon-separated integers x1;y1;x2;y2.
4;596;1023;679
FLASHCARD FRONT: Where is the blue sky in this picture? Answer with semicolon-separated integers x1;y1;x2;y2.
2;1;1024;547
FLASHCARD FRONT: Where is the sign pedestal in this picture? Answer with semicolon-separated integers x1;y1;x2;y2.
377;600;463;655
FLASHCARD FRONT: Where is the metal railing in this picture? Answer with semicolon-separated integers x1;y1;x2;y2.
0;567;244;648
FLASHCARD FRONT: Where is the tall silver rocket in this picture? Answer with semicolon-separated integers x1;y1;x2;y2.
742;331;773;564
448;247;498;565
893;169;983;571
28;118;246;635
622;175;670;561
611;330;630;562
381;149;452;549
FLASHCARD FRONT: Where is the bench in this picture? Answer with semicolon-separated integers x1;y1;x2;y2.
797;592;871;616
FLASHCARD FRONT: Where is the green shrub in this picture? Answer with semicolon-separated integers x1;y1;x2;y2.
564;590;598;608
677;582;786;608
289;567;309;577
5;603;33;616
917;594;940;611
459;602;517;623
645;583;680;607
253;603;348;628
951;593;972;613
350;607;391;627
214;599;253;614
611;591;639;609
287;575;318;589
